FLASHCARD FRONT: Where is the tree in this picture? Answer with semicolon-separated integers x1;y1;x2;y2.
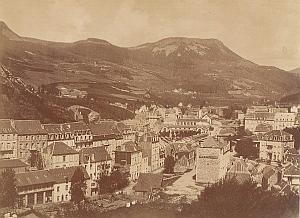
284;127;300;150
164;155;175;174
28;151;44;170
235;138;258;159
182;178;299;218
70;167;87;205
97;170;129;194
0;168;18;208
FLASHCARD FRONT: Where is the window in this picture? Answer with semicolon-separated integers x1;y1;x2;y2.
65;184;68;190
63;156;66;162
57;186;60;192
57;196;60;202
65;194;68;200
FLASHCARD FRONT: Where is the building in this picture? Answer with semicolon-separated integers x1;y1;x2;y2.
254;123;273;135
165;142;195;172
116;122;136;142
0;158;29;173
89;120;123;161
16;166;90;207
273;113;296;130
139;132;161;172
43;142;79;169
261;166;281;190
13;120;47;160
244;112;275;133
49;166;90;203
284;148;300;167
79;146;112;195
61;121;93;149
133;173;163;197
115;141;142;181
42;123;75;148
0;119;18;158
258;130;294;162
196;136;231;184
16;170;55;207
283;165;300;187
226;158;251;184
245;110;297;133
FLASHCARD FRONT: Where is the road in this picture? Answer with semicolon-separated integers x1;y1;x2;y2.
164;169;205;202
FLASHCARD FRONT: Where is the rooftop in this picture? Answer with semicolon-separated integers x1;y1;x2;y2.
0;119;17;134
0;158;29;169
133;173;163;192
13;120;46;135
44;142;78;156
89;121;121;136
79;146;112;163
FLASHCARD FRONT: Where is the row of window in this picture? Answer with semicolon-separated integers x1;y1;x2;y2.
0;134;17;140
57;184;68;192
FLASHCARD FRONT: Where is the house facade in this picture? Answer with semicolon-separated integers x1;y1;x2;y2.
196;136;231;184
0;119;18;158
115;141;142;181
258;130;294;162
42;124;75;148
13;120;47;160
43;142;79;169
79;146;112;195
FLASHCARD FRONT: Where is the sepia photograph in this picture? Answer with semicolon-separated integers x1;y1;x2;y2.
0;0;299;217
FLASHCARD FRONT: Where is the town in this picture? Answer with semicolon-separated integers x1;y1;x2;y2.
0;102;299;217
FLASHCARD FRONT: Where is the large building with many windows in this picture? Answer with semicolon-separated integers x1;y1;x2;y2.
0;119;18;158
13;120;47;160
258;130;294;162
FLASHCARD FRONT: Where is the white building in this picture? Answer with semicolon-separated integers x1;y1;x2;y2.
196;136;231;184
43;142;79;169
258;130;294;162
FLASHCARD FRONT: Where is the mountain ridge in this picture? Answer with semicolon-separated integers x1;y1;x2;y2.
0;21;299;106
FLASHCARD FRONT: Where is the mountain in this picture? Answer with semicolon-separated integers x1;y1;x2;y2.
0;21;299;121
289;67;300;76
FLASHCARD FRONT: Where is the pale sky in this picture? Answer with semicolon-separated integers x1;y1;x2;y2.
0;0;299;70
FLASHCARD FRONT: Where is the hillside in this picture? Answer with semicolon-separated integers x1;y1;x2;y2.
0;21;299;121
289;67;300;77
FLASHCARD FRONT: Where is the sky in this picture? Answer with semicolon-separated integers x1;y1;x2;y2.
0;0;299;70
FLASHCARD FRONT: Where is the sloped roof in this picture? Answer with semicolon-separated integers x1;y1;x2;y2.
42;124;63;134
116;122;131;132
13;120;46;135
44;142;78;156
245;112;275;120
61;121;90;133
0;119;17;134
262;130;293;141
133;173;163;192
255;123;273;133
226;159;251;183
284;165;300;176
16;170;54;187
89;121;121;136
48;166;89;183
200;136;228;149
79;146;112;164
0;158;29;168
117;141;142;152
218;127;236;136
16;166;90;187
